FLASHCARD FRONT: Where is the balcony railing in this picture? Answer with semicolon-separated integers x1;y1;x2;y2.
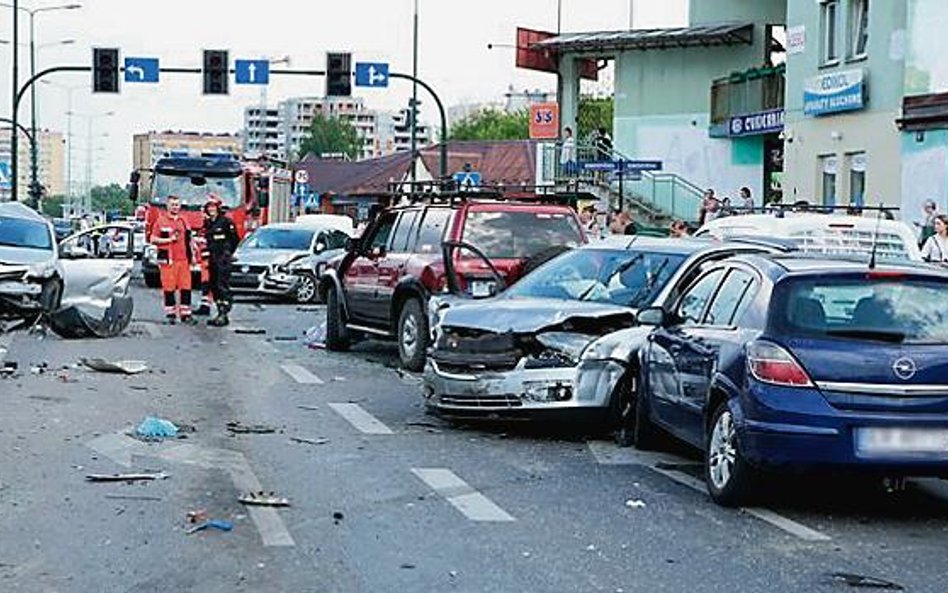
710;64;786;129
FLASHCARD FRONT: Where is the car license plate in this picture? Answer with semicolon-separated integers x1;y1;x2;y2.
856;428;948;457
470;281;493;298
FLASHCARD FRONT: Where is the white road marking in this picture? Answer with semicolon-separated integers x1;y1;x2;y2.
587;441;832;543
281;363;325;385
411;468;516;522
328;403;393;435
87;432;295;547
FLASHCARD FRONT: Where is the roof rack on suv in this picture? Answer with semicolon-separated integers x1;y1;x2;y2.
385;180;577;207
737;203;901;219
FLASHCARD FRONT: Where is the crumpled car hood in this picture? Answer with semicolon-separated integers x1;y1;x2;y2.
233;248;306;267
438;297;636;334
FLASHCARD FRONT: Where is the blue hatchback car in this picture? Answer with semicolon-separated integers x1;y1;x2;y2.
634;254;948;506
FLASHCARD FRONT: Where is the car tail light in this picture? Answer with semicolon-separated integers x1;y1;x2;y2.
747;341;813;387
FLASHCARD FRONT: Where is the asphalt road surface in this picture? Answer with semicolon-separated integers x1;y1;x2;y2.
1;280;947;592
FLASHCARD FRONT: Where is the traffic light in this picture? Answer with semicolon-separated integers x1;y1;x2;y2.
203;50;230;95
92;48;120;93
326;52;351;97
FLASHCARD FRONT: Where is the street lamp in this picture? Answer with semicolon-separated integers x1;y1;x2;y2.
67;109;113;213
41;80;84;204
0;1;82;205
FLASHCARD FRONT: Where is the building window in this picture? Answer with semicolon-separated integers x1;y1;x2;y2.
820;155;838;206
849;0;869;58
848;152;866;206
820;0;839;64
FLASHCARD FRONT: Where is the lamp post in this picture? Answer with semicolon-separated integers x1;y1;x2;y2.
409;0;419;183
0;1;81;205
68;109;113;213
40;80;83;209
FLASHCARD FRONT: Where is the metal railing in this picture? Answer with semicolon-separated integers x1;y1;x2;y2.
540;141;705;223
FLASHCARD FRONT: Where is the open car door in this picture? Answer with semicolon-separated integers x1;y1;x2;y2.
51;224;135;339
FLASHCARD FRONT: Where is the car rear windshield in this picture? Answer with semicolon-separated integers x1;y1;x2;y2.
790;228;912;262
241;228;314;251
773;275;948;344
462;210;582;259
0;216;53;251
507;248;686;309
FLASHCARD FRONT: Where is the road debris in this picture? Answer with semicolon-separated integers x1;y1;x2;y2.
227;421;277;435
30;362;48;375
186;519;234;535
625;499;647;510
297;405;319;412
332;511;344;524
296;305;321;313
103;494;163;502
0;361;18;377
187;510;208;524
234;327;267;335
238;491;291;507
290;436;329;446
82;358;148;375
828;573;904;590
400;563;416;570
303;323;327;349
86;471;168;483
136;416;179;440
250;303;267;311
273;336;298;342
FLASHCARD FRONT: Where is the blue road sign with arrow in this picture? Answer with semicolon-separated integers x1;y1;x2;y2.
355;63;389;88
453;171;481;190
235;60;270;85
124;57;160;83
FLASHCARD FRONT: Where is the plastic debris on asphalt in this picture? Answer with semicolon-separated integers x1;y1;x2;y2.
86;471;169;483
290;436;329;446
82;358;148;375
186;519;234;535
0;361;18;377
303;322;327;350
625;499;647;510
234;327;267;335
136;416;179;440
238;491;291;507
227;421;277;435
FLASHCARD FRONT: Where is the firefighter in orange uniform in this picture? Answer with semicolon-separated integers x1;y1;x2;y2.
150;195;194;324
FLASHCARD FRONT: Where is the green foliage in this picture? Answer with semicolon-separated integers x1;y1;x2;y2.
40;195;67;218
449;109;529;141
578;96;614;141
298;113;361;161
91;183;134;217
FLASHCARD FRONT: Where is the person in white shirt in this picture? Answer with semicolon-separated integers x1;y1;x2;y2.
560;127;577;177
921;214;948;264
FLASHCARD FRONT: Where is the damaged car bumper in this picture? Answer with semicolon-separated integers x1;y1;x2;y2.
422;357;626;420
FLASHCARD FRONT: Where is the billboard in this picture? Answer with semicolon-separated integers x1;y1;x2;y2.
804;69;866;116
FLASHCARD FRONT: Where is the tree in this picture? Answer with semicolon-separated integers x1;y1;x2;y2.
298;113;361;161
578;96;614;142
449;109;529;141
40;195;67;218
90;183;134;217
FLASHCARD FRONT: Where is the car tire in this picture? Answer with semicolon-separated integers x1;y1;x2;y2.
611;375;637;448
633;372;662;451
39;278;63;312
325;287;350;352
397;298;429;372
295;272;318;304
144;270;161;289
704;401;757;507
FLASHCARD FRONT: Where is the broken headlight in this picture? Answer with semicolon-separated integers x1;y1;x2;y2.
523;380;574;403
27;260;58;280
533;332;597;366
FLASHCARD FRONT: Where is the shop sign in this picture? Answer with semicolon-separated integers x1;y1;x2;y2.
804;69;867;116
728;109;785;137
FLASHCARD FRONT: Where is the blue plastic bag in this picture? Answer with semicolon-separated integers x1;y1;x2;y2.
136;416;179;439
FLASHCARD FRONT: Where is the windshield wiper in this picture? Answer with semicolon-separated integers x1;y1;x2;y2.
826;329;907;343
579;254;644;302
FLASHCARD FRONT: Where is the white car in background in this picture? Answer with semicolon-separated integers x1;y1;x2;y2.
695;212;923;262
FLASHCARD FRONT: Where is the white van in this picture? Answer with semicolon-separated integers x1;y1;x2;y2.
695;213;923;262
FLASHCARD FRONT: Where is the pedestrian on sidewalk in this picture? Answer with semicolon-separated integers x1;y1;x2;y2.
203;196;240;327
698;189;718;226
670;220;690;238
610;209;637;236
921;214;948;265
917;199;939;247
740;187;754;212
150;195;194;325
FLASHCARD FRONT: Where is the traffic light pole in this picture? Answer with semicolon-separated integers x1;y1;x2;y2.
11;64;451;200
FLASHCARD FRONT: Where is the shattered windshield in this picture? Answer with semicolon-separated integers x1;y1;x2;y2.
506;248;686;308
0;216;53;251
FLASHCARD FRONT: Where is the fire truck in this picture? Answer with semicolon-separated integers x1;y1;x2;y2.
137;152;292;288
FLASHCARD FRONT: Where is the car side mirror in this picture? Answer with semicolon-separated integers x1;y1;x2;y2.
637;306;668;327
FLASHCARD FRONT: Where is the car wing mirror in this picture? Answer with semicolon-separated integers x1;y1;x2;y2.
636;306;668;327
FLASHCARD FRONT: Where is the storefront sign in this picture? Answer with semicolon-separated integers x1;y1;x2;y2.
804;69;867;116
728;109;785;137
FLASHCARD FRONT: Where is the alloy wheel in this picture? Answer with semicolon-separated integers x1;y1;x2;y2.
708;409;738;490
401;312;418;359
296;275;316;303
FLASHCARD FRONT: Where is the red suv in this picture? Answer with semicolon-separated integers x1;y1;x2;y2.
319;199;586;370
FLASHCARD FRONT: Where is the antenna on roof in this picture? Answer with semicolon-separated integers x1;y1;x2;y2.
868;202;883;270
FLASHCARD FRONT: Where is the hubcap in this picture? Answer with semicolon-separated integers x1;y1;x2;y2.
297;277;316;302
709;409;737;490
402;313;418;358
